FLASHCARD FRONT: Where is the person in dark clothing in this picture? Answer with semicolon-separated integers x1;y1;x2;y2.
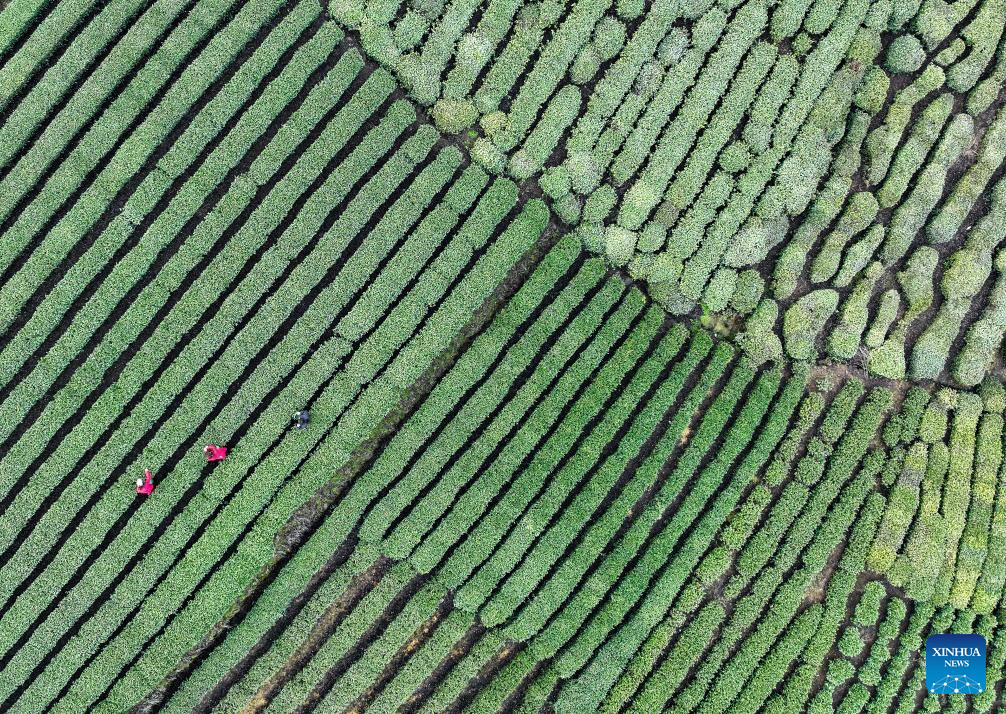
293;409;310;429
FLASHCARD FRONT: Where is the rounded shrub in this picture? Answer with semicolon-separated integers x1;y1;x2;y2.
566;150;601;195
838;628;865;657
719;141;752;173
330;0;366;26
628;252;655;280
648;251;683;283
570;46;602;85
724;217;773;268
392;11;428;52
869;336;906;379
897;246;938;311
657;28;690;64
854;581;886;625
653;199;680;228
783;289;839;359
792;31;813;56
410;0;445;20
864;289;901;348
577;221;606;253
583;184;617;223
695;546;731;585
605;225;637;266
616;0;644;20
396;53;440;105
638;222;667;253
847;26;883;64
854;66;890;114
431;98;477;134
479;110;508;137
508;150;537;181
836;230;885;287
360;21;400;65
553;192;582;224
649;279;696;314
935;37;965;66
455;30;491;66
539;165;572;199
593;17;627;61
703;268;737;312
827;658;856;685
739;299;784;365
864;0;892;29
675;581;706;614
912;0;953;47
730;270;765;314
941;248;991;300
633;61;663;98
470;137;506;173
980;376;1006;414
918;402;948;443
885;34;925;73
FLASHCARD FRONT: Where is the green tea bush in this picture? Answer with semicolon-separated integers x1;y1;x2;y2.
854;66;890;116
570;45;601;85
605;225;637;266
730;269;765;315
811;191;879;282
854;580;887;625
829;265;881;359
864;289;901;349
703;267;736;312
783;289;839;359
980;376;1006;413
592;16;626;60
885;34;925;73
897;245;938;312
835;229;885;287
838;628;864;658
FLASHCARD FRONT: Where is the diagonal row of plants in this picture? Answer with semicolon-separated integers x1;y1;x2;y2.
0;0;549;709
141;225;942;712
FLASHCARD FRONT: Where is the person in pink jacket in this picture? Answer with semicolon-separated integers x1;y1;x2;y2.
136;469;154;496
204;444;228;462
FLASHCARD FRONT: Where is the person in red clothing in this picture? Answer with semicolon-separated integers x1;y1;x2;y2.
204;444;228;462
136;468;154;496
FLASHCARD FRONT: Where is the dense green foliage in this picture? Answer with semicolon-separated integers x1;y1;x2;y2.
316;0;1006;387
7;0;1006;710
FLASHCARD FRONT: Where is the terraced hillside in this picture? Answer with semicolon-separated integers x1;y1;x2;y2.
5;0;1006;711
337;0;1006;388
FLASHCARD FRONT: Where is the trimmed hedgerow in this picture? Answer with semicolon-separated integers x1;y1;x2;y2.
877;92;953;209
865;63;945;188
868;442;926;573
617;0;768;231
883;385;931;447
885;34;925;73
864;289;901;349
946;0;1005;92
854;580;887;626
882;112;974;262
783;289;839;360
834;226;885;287
828;264;880;360
811;192;880;284
949;410;1003;607
739;298;784;365
930;393;982;605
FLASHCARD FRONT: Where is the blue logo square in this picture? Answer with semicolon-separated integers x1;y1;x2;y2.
926;634;986;694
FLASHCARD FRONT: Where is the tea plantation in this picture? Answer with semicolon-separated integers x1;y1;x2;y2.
3;0;1006;710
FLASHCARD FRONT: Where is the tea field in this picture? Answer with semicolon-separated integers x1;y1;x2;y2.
3;0;1006;710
